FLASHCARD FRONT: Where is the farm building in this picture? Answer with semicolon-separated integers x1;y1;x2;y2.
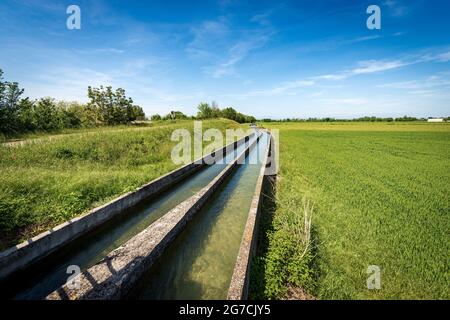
427;118;444;123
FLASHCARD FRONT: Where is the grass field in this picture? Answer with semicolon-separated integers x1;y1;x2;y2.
0;119;244;250
253;122;449;299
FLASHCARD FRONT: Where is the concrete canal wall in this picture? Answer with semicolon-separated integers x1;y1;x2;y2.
227;131;275;300
0;133;254;282
46;132;262;300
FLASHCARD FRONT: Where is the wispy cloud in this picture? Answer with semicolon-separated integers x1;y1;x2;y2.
378;74;450;90
383;0;410;17
14;0;65;13
225;48;450;100
313;74;348;81
393;31;407;37
187;15;274;78
351;59;407;74
75;48;125;55
206;34;270;78
437;51;450;62
187;17;230;60
344;35;382;44
313;49;450;81
292;33;384;56
225;79;315;99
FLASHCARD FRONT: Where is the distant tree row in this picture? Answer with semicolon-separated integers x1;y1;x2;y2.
260;115;448;122
0;69;145;136
197;101;256;123
150;101;256;124
151;111;192;121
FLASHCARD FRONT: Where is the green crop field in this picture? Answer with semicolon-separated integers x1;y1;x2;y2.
253;122;449;300
0;119;244;250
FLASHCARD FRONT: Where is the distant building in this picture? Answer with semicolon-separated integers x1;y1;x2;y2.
428;118;444;123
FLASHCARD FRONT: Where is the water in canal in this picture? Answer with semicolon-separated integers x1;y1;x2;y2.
10;136;256;300
130;133;269;300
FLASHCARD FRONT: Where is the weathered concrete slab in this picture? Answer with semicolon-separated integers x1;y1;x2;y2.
227;131;272;300
0;133;254;282
46;132;262;300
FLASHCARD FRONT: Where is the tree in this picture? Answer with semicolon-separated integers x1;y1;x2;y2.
17;98;35;131
0;68;146;135
210;101;221;118
0;69;25;134
58;101;84;128
87;86;145;125
245;115;256;123
197;102;213;119
128;105;145;121
222;107;238;121
33;98;62;131
235;112;246;123
164;111;187;120
151;114;162;121
395;115;418;122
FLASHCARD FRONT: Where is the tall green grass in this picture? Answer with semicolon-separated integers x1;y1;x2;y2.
0;119;243;250
255;122;450;299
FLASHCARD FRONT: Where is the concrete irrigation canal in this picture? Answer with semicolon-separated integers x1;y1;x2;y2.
0;130;274;300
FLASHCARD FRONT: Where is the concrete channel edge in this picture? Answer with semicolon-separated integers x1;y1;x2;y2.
227;131;273;300
46;131;263;300
0;133;255;281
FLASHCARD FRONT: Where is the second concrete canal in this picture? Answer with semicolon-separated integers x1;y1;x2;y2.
7;135;259;300
1;131;271;300
129;133;269;299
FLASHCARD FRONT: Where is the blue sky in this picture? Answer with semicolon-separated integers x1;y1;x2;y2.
0;0;449;118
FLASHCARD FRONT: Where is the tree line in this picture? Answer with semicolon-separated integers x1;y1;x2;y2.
0;69;145;136
150;101;256;124
1;68;257;137
261;116;449;122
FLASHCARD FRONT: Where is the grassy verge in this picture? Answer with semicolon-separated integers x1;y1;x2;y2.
0;119;244;250
253;122;449;299
0;120;185;144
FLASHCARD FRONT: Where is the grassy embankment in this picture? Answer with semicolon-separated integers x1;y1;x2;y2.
0;119;245;250
251;122;449;299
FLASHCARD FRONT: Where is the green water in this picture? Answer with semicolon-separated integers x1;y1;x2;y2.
131;133;268;299
11;138;254;300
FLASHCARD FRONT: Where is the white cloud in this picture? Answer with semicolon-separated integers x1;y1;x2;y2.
345;35;381;44
378;74;450;90
314;74;348;81
352;59;407;74
437;51;450;62
393;31;406;37
314;50;450;81
187;15;274;78
383;0;410;17
186;17;231;60
206;35;270;78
